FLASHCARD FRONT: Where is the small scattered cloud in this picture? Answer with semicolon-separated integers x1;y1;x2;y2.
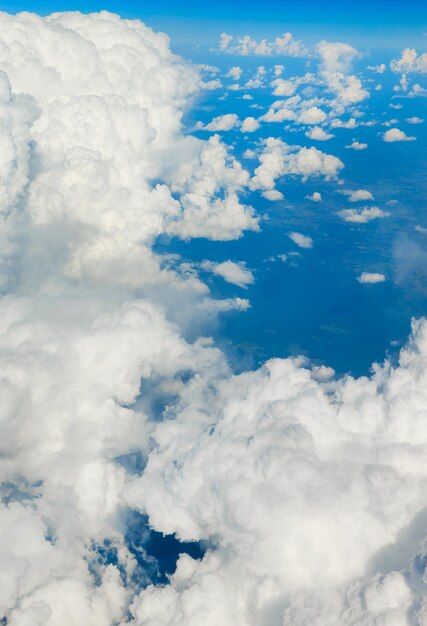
289;232;313;248
305;126;334;141
358;272;386;283
345;141;368;150
383;128;416;142
339;206;390;223
306;191;322;202
201;260;255;288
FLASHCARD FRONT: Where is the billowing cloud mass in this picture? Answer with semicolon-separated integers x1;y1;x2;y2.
2;10;427;626
126;317;427;626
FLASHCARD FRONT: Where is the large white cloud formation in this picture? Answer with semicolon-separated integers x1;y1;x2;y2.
125;318;427;625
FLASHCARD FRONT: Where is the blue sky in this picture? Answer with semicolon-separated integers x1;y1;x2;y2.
1;0;426;49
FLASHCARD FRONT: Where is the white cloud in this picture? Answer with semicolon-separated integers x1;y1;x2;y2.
390;48;427;74
226;66;242;81
298;106;327;124
289;231;313;248
305;191;322;202
271;77;297;96
317;41;361;74
305;126;334;140
345;140;368;150
342;189;374;202
330;117;358;128
196;113;239;131
338;206;390;223
368;63;386;73
200;260;254;288
262;189;284;201
126;317;427;625
251;137;344;194
240;116;260;133
218;32;309;57
383;128;416;142
358;272;386;283
406;116;424;124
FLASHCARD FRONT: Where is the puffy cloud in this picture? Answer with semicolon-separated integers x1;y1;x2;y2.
250;137;344;194
200;260;254;288
317;41;361;74
305;126;334;140
358;272;386;283
240;116;260;133
331;117;358;128
262;189;284;201
289;231;313;248
196;113;239;131
260;102;297;123
342;188;374;202
338;206;390;223
383;128;416;142
125;318;427;625
406;116;425;124
305;191;322;202
368;63;386;73
226;66;243;81
217;32;309;57
298;106;327;124
271;77;297;96
390;48;427;74
345;140;368;150
0;11;261;624
325;72;369;104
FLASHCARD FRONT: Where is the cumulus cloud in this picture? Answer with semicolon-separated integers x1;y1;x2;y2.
317;40;361;74
330;116;358;128
196;113;239;131
298;106;328;124
345;140;368;150
342;188;375;202
240;116;260;133
218;32;309;57
226;66;243;80
125;317;427;626
251;137;344;194
338;206;390;223
358;271;386;283
0;12;261;623
201;260;254;288
390;48;427;74
383;128;416;142
271;77;297;96
289;231;313;248
305;126;334;140
305;191;322;201
406;116;425;124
